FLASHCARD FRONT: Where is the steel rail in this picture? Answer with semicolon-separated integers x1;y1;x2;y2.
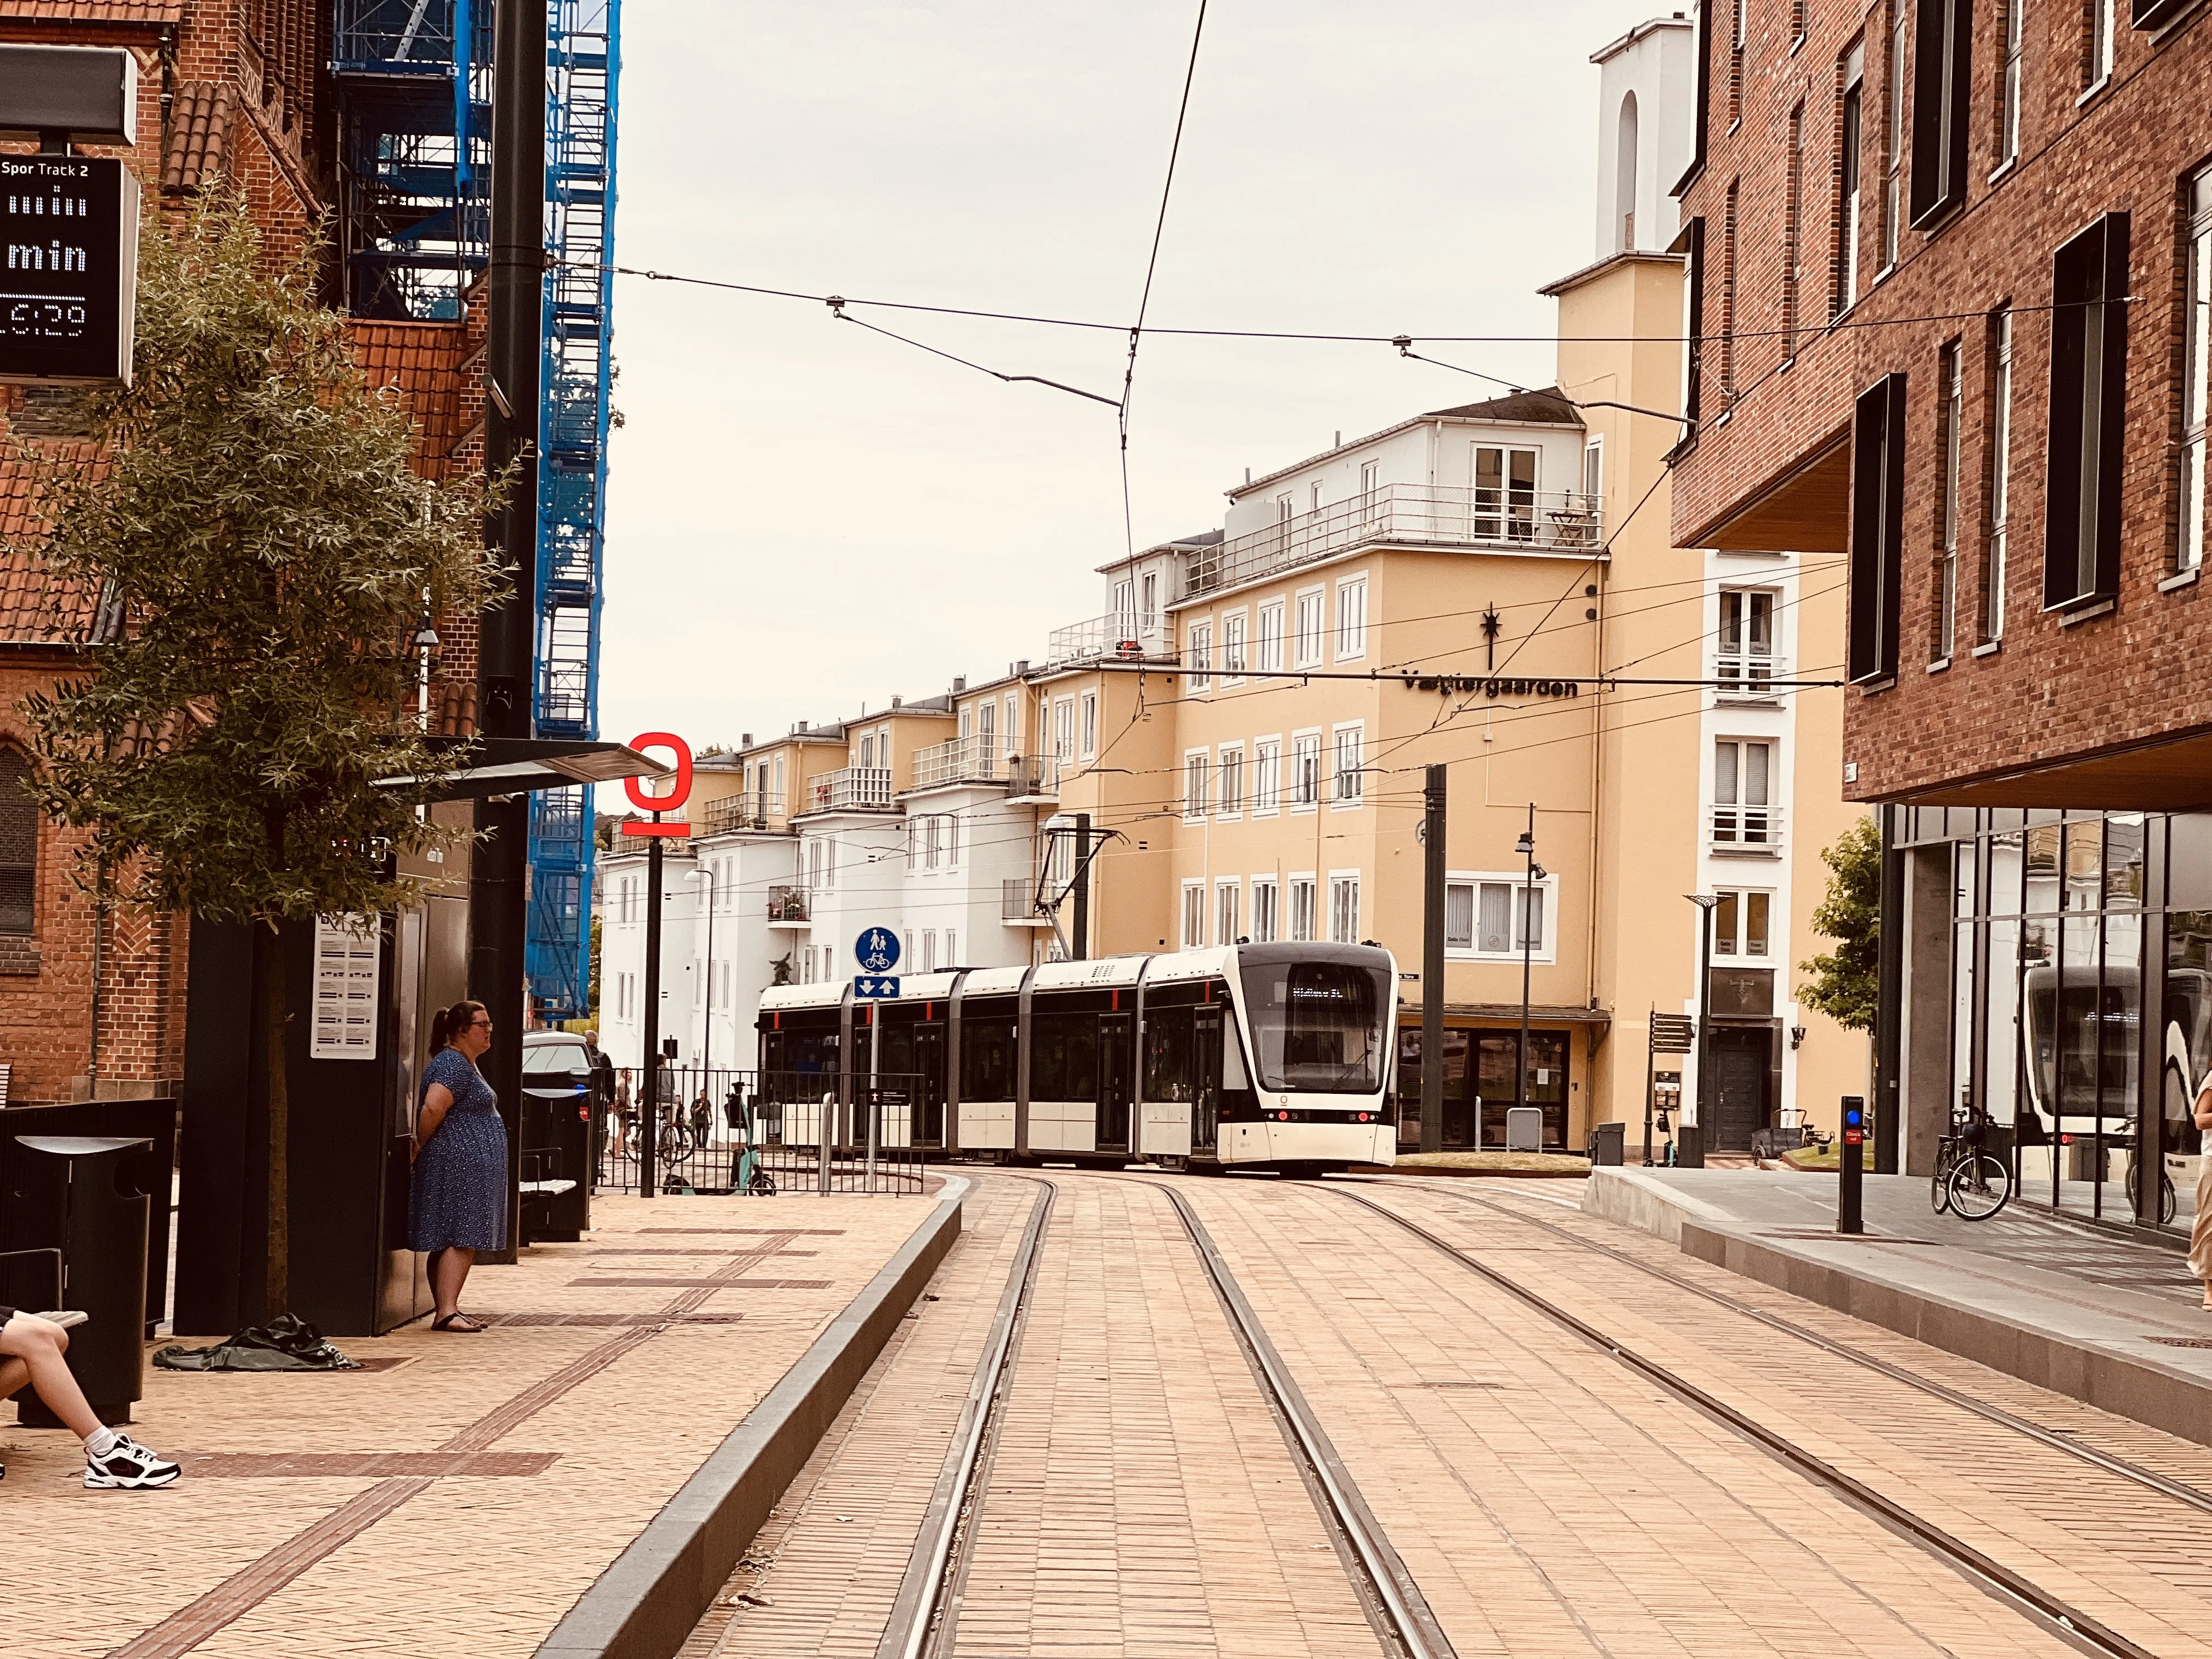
1324;1183;2158;1659
1147;1180;1459;1659
1418;1184;2212;1519
874;1176;1056;1659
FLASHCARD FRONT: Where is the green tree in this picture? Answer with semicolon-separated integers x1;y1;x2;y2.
1798;815;1882;1034
19;191;500;1318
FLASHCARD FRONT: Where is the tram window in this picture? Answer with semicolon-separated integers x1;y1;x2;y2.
962;1018;1016;1102
1033;1012;1099;1100
1145;1006;1195;1101
1240;960;1389;1092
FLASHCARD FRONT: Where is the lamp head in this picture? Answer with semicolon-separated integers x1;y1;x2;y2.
1514;832;1534;856
1531;864;1547;881
1685;893;1720;910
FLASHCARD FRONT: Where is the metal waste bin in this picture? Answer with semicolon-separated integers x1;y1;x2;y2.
1588;1121;1626;1166
7;1135;156;1425
1505;1106;1544;1153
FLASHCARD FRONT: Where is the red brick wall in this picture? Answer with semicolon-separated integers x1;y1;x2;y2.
1675;3;2212;803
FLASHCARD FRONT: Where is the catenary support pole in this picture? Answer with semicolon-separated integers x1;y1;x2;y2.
471;0;548;1260
1420;766;1446;1154
1071;814;1091;960
640;831;664;1199
1517;803;1534;1139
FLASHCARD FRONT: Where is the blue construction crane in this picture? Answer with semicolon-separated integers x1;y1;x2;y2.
331;0;619;1022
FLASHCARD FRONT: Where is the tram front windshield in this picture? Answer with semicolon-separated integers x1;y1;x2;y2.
1240;958;1390;1092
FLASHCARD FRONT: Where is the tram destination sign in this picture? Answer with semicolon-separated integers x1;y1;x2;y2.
0;155;138;386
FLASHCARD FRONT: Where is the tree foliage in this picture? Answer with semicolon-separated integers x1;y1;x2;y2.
19;189;501;921
1798;815;1882;1034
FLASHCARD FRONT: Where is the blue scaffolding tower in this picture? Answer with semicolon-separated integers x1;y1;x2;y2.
332;0;619;1021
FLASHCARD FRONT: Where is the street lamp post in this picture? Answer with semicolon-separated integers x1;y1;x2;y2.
693;862;716;1079
1513;805;1547;1151
1685;893;1720;1169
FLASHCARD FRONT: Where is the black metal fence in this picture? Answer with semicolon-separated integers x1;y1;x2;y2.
595;1067;932;1196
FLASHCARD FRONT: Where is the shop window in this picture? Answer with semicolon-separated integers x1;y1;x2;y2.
2045;213;2130;611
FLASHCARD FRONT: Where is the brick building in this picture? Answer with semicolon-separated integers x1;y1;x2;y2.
1671;0;2212;1232
0;1;482;1102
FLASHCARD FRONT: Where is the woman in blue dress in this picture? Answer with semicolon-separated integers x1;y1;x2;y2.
410;998;507;1332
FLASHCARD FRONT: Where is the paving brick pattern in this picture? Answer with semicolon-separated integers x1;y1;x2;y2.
0;1193;932;1659
692;1174;1378;1659
1178;1175;2095;1659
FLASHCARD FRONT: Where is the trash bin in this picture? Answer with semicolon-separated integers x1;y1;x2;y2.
1588;1121;1626;1166
1505;1106;1544;1153
7;1135;156;1426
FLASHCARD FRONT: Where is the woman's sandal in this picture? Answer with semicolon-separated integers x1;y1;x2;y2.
432;1312;486;1333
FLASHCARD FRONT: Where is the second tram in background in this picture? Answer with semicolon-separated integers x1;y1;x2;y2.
755;941;1397;1173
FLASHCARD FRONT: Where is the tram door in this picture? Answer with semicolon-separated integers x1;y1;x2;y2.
913;1024;946;1146
1193;1007;1224;1153
1097;1013;1133;1153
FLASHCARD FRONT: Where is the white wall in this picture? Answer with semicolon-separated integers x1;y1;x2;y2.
1592;18;1695;258
597;843;697;1073
681;832;799;1075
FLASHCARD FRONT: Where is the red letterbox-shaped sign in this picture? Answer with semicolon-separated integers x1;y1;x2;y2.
619;732;693;837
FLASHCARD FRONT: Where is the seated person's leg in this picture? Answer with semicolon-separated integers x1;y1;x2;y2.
0;1311;180;1488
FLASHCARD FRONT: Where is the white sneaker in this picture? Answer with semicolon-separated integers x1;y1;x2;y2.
84;1435;180;1490
30;1310;87;1330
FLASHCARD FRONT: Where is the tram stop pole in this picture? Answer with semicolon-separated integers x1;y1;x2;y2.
1838;1094;1866;1234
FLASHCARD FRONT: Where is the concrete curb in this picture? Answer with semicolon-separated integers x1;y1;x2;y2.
535;1176;970;1659
1678;1220;2212;1452
1352;1163;1590;1181
1582;1166;1738;1243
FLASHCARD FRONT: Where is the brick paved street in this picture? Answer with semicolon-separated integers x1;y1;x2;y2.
0;1193;937;1659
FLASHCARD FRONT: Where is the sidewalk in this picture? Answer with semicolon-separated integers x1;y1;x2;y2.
1585;1166;2212;1449
2;1189;956;1659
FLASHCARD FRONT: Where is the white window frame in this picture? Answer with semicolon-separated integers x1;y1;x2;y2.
1287;874;1318;943
1331;723;1364;809
1442;870;1560;964
1251;877;1280;943
1290;730;1322;813
2183;184;2212;578
1079;691;1099;759
1252;737;1282;816
1711;887;1776;961
1181;879;1207;949
945;929;957;968
1293;587;1325;668
1256;600;1286;673
1216;878;1241;948
1995;0;2023;174
1053;697;1075;761
1221;608;1248;684
1216;742;1244;819
1335;575;1368;662
1328;871;1361;944
1183;749;1211;822
2087;0;2114;90
1988;307;2014;635
1187;620;1212;693
1936;338;1963;662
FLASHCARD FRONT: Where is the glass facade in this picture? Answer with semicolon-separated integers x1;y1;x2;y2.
1902;806;2197;1232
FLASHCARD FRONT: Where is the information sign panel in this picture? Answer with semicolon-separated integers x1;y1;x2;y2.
0;155;137;385
854;975;900;1000
854;927;900;975
309;915;381;1060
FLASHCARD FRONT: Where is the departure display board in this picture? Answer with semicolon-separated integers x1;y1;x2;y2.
0;155;137;385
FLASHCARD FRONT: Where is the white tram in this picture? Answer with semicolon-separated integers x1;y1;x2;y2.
754;942;1398;1172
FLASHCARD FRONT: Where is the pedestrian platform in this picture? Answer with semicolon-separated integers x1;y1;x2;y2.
1584;1166;2212;1451
0;1185;961;1659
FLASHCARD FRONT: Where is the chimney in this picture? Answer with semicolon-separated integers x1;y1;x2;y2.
741;732;753;748
1014;659;1030;676
891;695;902;709
952;675;966;693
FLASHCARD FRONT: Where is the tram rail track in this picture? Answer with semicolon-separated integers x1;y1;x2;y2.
1322;1180;2162;1659
872;1173;1457;1659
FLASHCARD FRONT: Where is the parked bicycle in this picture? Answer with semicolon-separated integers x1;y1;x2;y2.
622;1105;696;1163
1932;1105;2012;1220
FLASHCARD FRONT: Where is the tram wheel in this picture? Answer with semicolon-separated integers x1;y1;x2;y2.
1154;1155;1189;1173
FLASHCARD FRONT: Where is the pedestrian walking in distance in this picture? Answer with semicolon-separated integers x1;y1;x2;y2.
411;999;507;1332
2191;1065;2212;1309
0;1309;179;1488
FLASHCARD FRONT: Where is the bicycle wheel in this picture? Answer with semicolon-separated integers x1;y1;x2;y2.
1948;1153;2012;1220
2166;1170;2180;1226
1930;1159;1953;1215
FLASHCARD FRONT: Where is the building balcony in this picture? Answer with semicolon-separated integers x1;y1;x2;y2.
1709;803;1784;856
1713;652;1787;702
1006;754;1059;804
766;885;812;928
1044;610;1172;667
911;735;1003;790
1002;878;1056;926
1181;484;1602;601
804;766;894;813
702;791;783;835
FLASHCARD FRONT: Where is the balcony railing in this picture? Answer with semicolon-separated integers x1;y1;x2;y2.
1006;754;1060;802
1002;878;1054;924
766;885;811;925
912;735;1003;789
1044;610;1172;666
1183;484;1602;601
1713;652;1785;699
805;766;893;812
1709;802;1785;854
703;791;783;834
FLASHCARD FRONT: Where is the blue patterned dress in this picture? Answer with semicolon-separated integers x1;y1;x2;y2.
409;1047;508;1252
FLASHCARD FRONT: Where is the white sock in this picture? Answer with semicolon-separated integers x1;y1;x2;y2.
85;1427;119;1459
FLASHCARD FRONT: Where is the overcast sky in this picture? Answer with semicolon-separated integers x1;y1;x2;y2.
599;1;1677;754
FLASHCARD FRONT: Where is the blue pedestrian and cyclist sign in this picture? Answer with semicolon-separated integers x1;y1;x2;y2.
855;927;900;974
854;975;901;999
